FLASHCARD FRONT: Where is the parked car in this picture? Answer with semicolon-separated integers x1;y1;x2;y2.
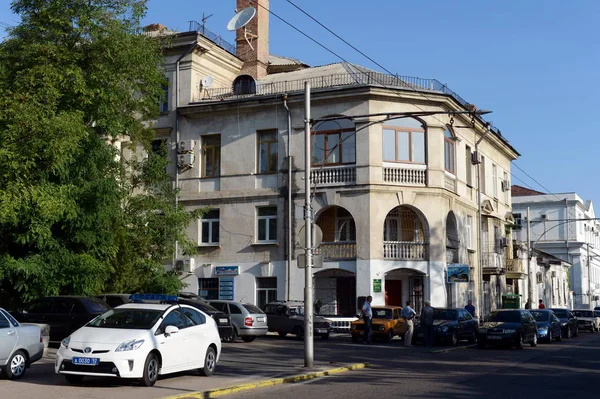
478;309;538;349
351;306;406;343
572;309;600;332
414;308;479;346
55;294;221;386
10;296;110;342
549;308;579;338
175;298;235;341
0;308;44;380
207;300;268;343
95;294;132;308
263;301;331;340
529;309;562;342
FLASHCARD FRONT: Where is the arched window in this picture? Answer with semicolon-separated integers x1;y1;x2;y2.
382;118;425;164
311;117;355;166
444;129;455;174
232;75;256;95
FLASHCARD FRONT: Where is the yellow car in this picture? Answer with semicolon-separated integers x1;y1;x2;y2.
351;306;407;342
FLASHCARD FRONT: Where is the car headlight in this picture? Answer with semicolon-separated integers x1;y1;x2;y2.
441;326;448;332
115;339;145;352
561;322;567;326
478;328;487;333
503;329;516;334
538;326;548;331
378;325;385;331
61;337;71;349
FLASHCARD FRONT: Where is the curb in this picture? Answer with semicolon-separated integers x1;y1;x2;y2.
430;344;476;354
160;363;370;399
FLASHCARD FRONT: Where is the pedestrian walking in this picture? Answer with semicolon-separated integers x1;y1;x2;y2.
421;300;435;348
525;298;531;309
361;295;373;344
464;300;476;318
402;300;416;347
538;299;546;309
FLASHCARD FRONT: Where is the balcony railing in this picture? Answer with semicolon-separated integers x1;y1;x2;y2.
482;252;505;272
314;241;357;260
310;165;356;186
383;242;428;260
383;166;426;186
506;258;527;278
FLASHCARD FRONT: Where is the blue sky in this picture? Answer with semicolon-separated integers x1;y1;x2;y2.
2;0;599;205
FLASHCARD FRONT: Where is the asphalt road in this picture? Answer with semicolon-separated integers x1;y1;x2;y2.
2;331;599;399
226;331;600;399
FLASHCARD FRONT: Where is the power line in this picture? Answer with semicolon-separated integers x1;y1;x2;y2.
512;161;566;203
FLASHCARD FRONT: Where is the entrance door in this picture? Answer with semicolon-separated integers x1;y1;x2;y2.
336;277;356;316
385;280;402;306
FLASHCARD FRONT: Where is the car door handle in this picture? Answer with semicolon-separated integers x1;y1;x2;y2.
8;330;16;336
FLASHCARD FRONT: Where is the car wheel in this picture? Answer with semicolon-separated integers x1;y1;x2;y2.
477;340;485;349
468;331;478;344
140;353;159;387
293;326;304;340
199;347;217;377
5;350;27;380
530;334;537;347
64;374;84;384
384;329;393;343
547;329;553;343
278;332;287;337
451;331;458;346
555;329;562;341
222;328;237;343
516;333;524;349
241;336;256;343
566;327;571;339
574;326;579;337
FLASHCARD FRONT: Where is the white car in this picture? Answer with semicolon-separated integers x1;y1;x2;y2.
55;295;221;386
1;307;44;380
572;309;600;332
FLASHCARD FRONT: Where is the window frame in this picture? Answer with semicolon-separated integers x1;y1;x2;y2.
159;80;169;114
382;123;426;164
257;129;279;174
444;129;456;174
465;145;473;187
311;121;356;166
492;164;498;198
199;209;220;245
256;277;278;310
198;278;220;300
201;134;221;178
256;206;277;243
466;215;473;250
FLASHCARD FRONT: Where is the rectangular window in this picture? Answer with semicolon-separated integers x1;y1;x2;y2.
466;215;473;249
200;209;220;245
513;213;522;230
198;278;219;300
257;130;278;173
480;156;486;194
256;277;277;310
202;134;221;177
465;145;472;186
503;171;509;203
159;81;169;113
492;164;498;198
444;133;455;174
257;206;277;242
382;126;425;163
311;128;355;166
336;217;356;242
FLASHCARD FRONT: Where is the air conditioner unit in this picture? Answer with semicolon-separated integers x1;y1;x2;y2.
501;179;510;192
500;237;510;248
177;153;194;168
470;151;481;165
540;214;547;220
174;258;196;274
178;140;195;153
551;271;556;278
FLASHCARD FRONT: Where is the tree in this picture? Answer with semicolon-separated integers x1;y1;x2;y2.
0;0;198;307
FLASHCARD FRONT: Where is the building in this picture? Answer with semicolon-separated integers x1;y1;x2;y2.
149;0;520;315
511;185;600;308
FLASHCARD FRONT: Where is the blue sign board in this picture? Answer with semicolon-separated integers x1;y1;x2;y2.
215;266;239;276
447;264;470;283
219;277;234;300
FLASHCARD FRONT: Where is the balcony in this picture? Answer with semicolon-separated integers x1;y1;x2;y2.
383;165;426;186
310;165;356;187
482;252;505;275
383;242;428;260
314;241;357;260
506;258;527;280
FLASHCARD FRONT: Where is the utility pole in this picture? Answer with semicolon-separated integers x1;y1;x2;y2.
303;82;314;368
527;207;533;307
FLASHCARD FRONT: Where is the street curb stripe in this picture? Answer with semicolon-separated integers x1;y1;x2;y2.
160;363;370;399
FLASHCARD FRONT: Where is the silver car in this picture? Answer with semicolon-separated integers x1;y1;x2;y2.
208;300;268;342
0;308;44;380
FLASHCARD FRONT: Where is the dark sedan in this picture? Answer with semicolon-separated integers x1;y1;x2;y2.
478;309;538;349
10;296;110;342
550;308;578;338
415;308;479;346
175;297;235;341
529;309;562;342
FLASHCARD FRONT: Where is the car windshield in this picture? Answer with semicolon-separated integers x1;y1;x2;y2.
87;308;163;329
289;307;304;316
529;311;549;322
434;309;457;320
552;309;568;318
81;298;111;313
243;304;264;314
573;310;594;318
372;308;393;319
485;311;520;323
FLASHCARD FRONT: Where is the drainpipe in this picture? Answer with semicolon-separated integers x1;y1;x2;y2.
174;40;198;260
475;124;491;319
283;94;292;301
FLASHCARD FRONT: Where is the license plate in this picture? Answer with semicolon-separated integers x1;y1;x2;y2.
316;329;327;334
487;335;501;340
72;357;99;366
257;317;265;322
219;318;228;324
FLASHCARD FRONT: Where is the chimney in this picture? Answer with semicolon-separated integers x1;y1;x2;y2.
235;0;269;79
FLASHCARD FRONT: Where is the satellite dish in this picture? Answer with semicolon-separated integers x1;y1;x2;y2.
226;7;256;31
201;75;214;88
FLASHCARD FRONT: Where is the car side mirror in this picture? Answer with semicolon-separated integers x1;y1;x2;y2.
164;325;179;336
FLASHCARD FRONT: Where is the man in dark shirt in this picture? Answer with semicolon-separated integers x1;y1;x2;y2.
420;300;435;348
465;300;476;318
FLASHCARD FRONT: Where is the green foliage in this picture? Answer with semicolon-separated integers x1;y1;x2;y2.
0;0;197;306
